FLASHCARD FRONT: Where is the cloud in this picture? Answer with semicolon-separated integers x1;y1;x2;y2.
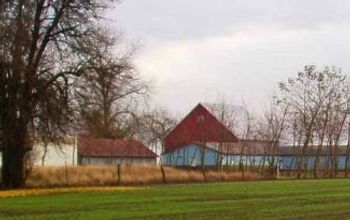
113;0;350;41
108;1;350;114
136;23;350;113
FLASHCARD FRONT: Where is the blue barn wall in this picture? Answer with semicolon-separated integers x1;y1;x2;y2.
222;155;275;167
162;144;350;170
279;155;349;170
162;144;219;166
162;144;277;167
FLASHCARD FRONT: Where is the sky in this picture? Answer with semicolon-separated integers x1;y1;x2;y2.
107;0;350;115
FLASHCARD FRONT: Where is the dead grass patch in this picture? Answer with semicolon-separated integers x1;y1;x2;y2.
25;165;266;188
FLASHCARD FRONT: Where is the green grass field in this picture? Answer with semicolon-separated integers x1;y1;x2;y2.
2;179;350;220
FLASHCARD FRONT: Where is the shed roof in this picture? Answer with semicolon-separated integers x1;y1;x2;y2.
164;103;239;153
78;137;158;158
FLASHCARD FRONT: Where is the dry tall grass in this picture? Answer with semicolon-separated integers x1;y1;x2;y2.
25;165;267;188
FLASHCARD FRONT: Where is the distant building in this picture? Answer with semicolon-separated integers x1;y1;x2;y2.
163;139;276;167
0;142;77;167
162;103;275;167
162;103;350;171
278;145;350;171
78;137;157;165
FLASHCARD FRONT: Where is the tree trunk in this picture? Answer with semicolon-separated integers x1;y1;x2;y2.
345;147;350;178
41;144;48;166
345;123;350;178
1;144;25;189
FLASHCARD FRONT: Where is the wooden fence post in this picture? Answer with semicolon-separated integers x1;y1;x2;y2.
160;165;166;183
202;168;207;182
117;164;121;185
64;162;69;186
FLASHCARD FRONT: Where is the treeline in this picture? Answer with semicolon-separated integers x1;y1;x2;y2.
0;0;177;188
277;66;350;178
210;66;350;178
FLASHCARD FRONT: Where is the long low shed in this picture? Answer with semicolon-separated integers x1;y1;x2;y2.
278;146;350;171
78;137;158;165
163;143;350;171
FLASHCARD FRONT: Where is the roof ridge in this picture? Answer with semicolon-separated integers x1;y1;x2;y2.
164;103;239;152
199;104;238;140
163;103;204;139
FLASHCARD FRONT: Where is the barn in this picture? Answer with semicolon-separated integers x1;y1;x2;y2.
162;104;232;166
162;103;238;166
78;137;158;165
163;103;239;153
162;103;280;167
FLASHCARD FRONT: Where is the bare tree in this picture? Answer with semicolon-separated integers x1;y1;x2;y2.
137;107;177;157
257;96;289;178
313;91;332;178
205;102;238;171
345;101;350;177
77;34;148;139
0;0;119;188
238;102;257;177
278;66;348;178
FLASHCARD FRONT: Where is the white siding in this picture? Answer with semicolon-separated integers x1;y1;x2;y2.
0;143;78;166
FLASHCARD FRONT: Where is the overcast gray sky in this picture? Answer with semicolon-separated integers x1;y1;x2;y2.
108;0;350;114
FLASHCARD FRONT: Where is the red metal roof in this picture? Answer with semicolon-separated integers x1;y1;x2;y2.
164;103;239;153
78;137;158;158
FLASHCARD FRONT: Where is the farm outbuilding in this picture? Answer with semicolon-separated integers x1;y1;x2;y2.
162;140;276;167
162;103;238;166
163;103;239;154
278;145;350;171
162;103;277;167
78;137;157;165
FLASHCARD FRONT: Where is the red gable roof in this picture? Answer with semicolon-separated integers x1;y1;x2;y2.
78;137;158;158
164;103;239;153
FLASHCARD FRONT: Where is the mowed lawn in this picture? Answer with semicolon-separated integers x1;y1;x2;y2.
2;179;350;220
